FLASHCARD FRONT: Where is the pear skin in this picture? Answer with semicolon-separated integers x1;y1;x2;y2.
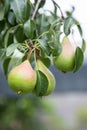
36;60;56;96
8;60;37;94
54;36;75;72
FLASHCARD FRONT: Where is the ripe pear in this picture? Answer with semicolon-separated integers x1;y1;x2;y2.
54;36;75;72
8;60;37;94
35;60;56;96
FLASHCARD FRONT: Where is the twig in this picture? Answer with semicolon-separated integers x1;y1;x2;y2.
32;0;42;20
52;0;64;19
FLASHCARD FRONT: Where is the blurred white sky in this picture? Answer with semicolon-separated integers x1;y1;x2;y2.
44;0;87;63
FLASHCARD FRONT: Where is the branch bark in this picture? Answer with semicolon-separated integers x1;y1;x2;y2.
32;0;42;20
52;0;64;19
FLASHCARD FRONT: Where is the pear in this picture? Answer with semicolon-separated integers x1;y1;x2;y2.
35;60;56;96
8;60;37;94
54;36;75;72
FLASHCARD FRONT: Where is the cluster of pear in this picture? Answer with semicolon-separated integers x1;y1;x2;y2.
8;59;56;96
8;36;75;96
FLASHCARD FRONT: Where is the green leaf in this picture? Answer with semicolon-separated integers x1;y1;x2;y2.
64;17;75;35
3;58;11;76
81;39;86;53
10;0;30;23
0;48;6;61
51;33;62;56
4;0;10;15
4;24;22;47
37;39;49;55
64;17;83;37
73;47;84;72
8;11;16;25
8;49;24;73
77;24;83;37
4;28;13;48
36;14;50;34
24;19;36;38
40;57;51;68
14;26;24;43
0;22;9;46
35;70;48;96
6;43;19;57
0;20;5;32
0;3;5;21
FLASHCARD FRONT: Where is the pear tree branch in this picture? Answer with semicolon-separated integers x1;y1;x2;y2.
32;0;42;20
52;0;64;19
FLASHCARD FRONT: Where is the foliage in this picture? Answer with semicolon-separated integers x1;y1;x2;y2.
0;96;69;130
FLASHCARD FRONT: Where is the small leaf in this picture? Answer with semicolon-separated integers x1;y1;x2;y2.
4;0;10;15
64;17;75;35
37;39;49;55
8;49;24;73
35;70;48;96
24;19;36;38
10;0;30;23
0;20;5;32
81;39;86;53
14;26;24;43
8;11;16;25
73;47;84;72
0;3;5;21
3;58;11;76
4;28;13;48
0;48;6;61
6;43;19;57
40;57;51;68
77;24;83;37
51;33;62;56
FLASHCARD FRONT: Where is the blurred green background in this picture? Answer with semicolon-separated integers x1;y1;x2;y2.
0;95;69;130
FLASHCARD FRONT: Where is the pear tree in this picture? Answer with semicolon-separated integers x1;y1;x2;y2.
0;0;86;96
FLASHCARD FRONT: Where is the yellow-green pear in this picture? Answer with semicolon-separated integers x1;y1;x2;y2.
36;60;56;96
8;60;37;94
54;36;75;72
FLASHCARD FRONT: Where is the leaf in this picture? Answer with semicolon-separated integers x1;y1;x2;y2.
0;20;5;32
40;57;51;68
4;0;10;15
37;39;49;55
0;48;6;61
64;17;83;37
6;43;19;57
4;28;13;48
81;39;86;53
3;58;11;76
8;11;16;25
14;26;24;43
51;33;62;56
10;0;30;23
64;17;75;35
0;22;9;46
4;24;22;47
73;47;84;72
8;49;24;73
35;70;48;96
36;14;50;34
77;24;83;37
24;19;36;38
0;3;5;21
